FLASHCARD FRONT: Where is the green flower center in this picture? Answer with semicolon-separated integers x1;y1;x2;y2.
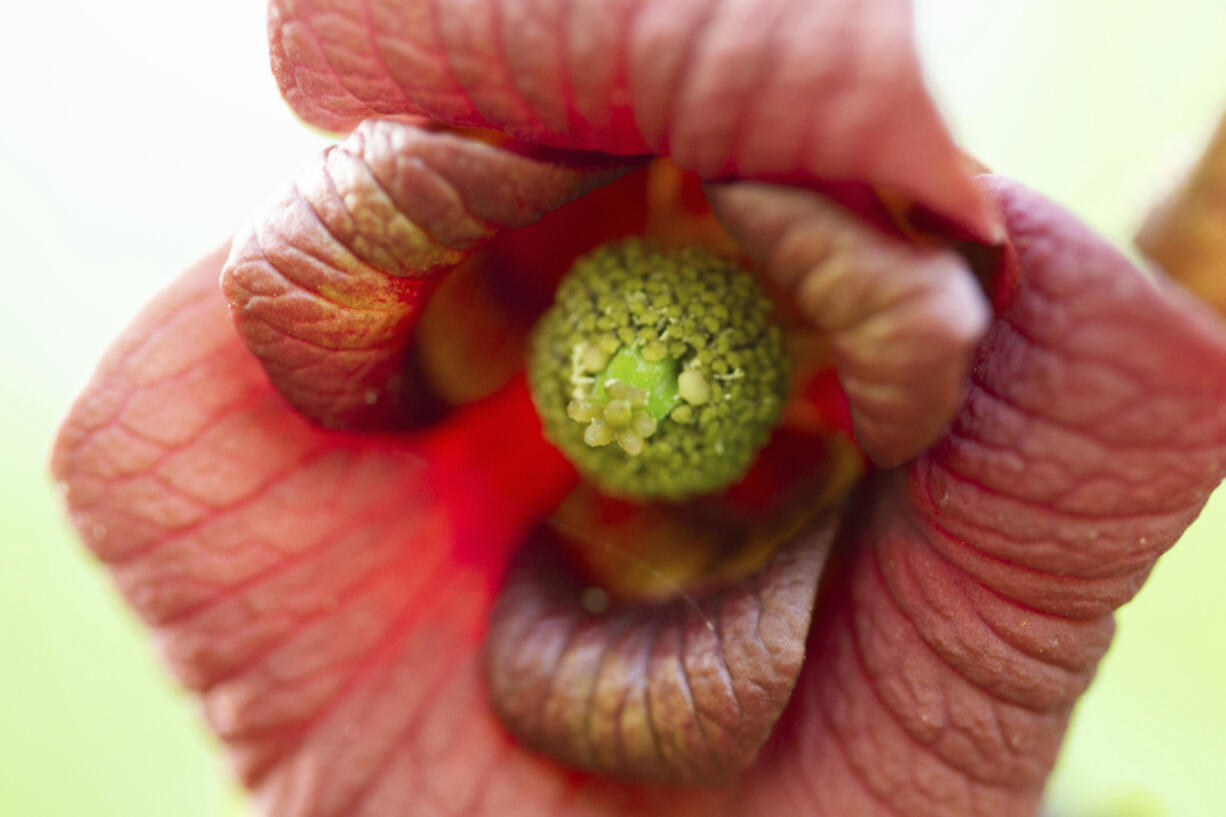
528;241;789;501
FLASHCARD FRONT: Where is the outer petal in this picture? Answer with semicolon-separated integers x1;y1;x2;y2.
267;0;998;239
736;176;1226;816
51;248;584;814
222;119;621;429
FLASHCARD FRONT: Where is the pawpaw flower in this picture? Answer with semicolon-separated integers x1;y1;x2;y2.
50;1;1226;816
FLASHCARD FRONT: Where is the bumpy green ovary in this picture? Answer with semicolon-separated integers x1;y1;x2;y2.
528;241;789;501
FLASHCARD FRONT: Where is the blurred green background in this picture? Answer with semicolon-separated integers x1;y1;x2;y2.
1;1;1224;815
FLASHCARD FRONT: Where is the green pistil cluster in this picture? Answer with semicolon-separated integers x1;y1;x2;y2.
528;241;788;501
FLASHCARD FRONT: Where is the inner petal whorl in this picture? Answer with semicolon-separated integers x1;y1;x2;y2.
484;512;839;784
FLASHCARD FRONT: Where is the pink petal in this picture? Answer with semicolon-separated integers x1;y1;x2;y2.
267;0;999;239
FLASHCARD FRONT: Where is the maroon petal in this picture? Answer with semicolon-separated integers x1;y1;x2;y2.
222;119;620;429
267;0;998;239
734;175;1226;815
918;175;1226;615
707;182;991;466
486;514;838;784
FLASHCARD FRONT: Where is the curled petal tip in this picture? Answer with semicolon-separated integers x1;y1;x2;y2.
706;181;990;469
221;120;626;429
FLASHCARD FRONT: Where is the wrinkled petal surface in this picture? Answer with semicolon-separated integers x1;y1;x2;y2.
223;119;622;429
737;175;1226;815
52;173;1226;815
486;515;837;784
708;182;991;466
268;0;997;238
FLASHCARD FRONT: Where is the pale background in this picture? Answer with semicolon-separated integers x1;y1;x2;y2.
2;1;1224;815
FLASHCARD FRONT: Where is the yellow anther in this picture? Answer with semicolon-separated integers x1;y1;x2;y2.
580;345;610;374
678;370;711;405
617;430;644;456
568;398;600;423
585;419;615;447
605;399;633;427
